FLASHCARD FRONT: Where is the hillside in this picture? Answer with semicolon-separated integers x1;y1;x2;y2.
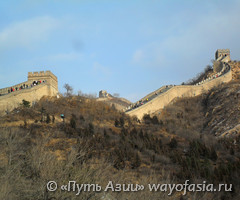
0;82;239;200
203;80;240;137
151;79;240;138
229;60;240;80
97;96;131;111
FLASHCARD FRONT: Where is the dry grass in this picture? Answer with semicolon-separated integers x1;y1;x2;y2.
0;90;239;199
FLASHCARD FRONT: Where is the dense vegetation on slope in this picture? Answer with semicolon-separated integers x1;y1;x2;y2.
0;80;239;200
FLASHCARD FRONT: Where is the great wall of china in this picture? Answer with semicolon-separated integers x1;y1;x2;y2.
125;49;233;119
0;49;235;118
0;71;58;116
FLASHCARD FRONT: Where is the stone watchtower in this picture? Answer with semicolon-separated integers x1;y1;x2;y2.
213;49;231;73
99;90;109;98
27;71;58;96
0;70;58;116
215;49;230;61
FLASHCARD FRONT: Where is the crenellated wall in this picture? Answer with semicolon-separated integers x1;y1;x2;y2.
0;70;58;115
0;81;30;95
126;67;232;119
137;85;173;103
214;49;231;72
28;70;58;92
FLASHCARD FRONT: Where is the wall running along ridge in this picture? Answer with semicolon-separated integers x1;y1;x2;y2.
126;65;232;119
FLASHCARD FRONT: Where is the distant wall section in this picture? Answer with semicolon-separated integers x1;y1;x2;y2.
214;49;231;73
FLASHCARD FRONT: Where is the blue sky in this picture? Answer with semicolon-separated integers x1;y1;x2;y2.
0;0;240;102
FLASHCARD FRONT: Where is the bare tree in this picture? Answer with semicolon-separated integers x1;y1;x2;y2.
63;83;73;97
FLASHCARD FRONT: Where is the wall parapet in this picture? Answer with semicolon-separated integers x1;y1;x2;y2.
28;70;57;82
0;81;30;95
0;70;58;116
126;66;232;119
0;70;58;96
0;81;49;97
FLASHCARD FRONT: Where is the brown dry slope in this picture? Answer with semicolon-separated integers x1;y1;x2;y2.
203;79;240;137
151;79;240;139
0;93;240;199
229;60;240;80
97;96;131;111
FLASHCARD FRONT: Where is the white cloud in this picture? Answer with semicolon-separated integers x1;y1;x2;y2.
0;16;59;50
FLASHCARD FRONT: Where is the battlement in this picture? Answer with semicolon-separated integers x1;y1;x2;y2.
0;70;58;96
215;49;230;60
0;70;59;115
28;70;58;91
99;90;108;98
28;70;57;82
214;49;231;73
